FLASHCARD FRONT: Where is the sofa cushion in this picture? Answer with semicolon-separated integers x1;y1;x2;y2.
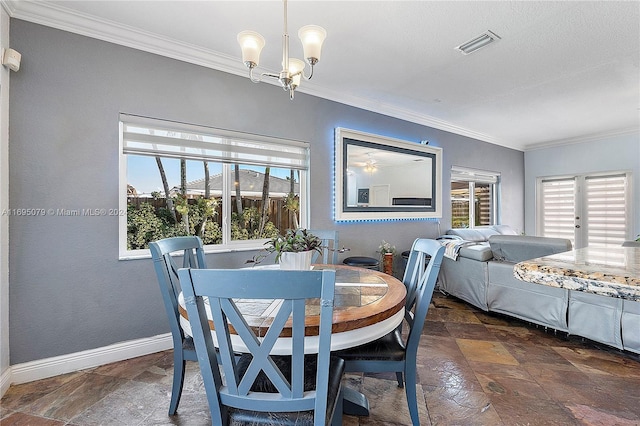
457;243;494;262
489;235;572;263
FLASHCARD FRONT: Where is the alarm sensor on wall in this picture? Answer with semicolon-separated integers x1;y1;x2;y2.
2;48;21;72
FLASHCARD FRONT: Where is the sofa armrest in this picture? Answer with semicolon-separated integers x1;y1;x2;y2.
489;235;572;263
446;227;499;242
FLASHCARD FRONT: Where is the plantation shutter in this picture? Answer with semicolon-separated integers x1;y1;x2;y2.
585;174;628;246
120;114;309;170
539;178;576;246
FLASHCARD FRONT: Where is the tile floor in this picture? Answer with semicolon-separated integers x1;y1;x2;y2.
2;292;640;425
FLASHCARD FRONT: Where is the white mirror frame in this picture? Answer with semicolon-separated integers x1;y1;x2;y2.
334;128;442;222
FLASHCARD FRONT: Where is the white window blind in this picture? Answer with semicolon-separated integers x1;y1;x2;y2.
539;178;576;245
451;166;500;227
538;172;630;248
585;174;628;246
121;114;309;170
451;166;500;184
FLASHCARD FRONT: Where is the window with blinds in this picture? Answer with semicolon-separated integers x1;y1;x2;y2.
450;166;500;228
538;178;576;246
585;174;628;246
119;114;310;258
537;172;630;248
121;115;308;170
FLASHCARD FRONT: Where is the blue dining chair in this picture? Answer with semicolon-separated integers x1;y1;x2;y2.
178;268;345;426
334;238;445;425
149;236;206;416
306;229;340;264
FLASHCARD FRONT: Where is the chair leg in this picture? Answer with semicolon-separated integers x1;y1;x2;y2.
331;389;344;426
169;355;186;415
396;372;404;388
404;367;420;426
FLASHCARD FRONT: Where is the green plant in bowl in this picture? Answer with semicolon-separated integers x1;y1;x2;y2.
267;229;323;263
246;229;323;266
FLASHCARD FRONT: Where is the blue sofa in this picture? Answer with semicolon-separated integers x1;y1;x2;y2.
438;226;640;354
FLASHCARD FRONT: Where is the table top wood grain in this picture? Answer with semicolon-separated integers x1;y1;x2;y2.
178;264;407;352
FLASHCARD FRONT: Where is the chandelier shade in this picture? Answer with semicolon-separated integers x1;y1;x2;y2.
237;31;265;68
298;25;327;64
237;0;326;99
287;58;305;89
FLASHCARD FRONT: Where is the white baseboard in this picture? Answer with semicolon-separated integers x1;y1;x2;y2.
1;365;12;398
8;333;173;386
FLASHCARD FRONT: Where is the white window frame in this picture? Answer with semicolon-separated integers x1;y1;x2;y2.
450;166;501;228
118;114;310;259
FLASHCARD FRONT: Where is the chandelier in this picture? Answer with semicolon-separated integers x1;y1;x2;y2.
237;0;326;100
363;154;377;174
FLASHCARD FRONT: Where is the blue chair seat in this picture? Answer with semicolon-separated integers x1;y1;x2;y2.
343;256;379;269
336;328;405;362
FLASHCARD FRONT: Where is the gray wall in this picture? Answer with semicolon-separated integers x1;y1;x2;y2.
1;8;11;383
9;20;524;364
524;133;640;238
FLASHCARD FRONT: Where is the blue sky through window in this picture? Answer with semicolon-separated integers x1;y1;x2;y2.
127;156;294;196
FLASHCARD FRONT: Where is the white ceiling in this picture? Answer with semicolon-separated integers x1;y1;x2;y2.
4;1;639;151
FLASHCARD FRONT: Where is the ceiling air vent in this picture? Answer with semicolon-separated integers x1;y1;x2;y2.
455;30;501;55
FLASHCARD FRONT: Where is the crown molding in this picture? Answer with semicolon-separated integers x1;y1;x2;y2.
4;1;638;153
523;127;640;151
3;0;514;149
3;0;244;76
297;79;506;147
6;0;636;153
0;1;13;16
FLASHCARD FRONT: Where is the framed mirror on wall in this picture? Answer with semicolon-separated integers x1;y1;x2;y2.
334;128;442;221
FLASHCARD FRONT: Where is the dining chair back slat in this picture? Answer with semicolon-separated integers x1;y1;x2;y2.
149;236;206;416
404;239;443;356
402;241;431;316
307;229;339;264
178;268;344;426
334;238;444;426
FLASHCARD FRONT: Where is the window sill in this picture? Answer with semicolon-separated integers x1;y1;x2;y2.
118;241;268;261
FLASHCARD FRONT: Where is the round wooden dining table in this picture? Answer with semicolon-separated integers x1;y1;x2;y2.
177;263;406;417
178;263;407;354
